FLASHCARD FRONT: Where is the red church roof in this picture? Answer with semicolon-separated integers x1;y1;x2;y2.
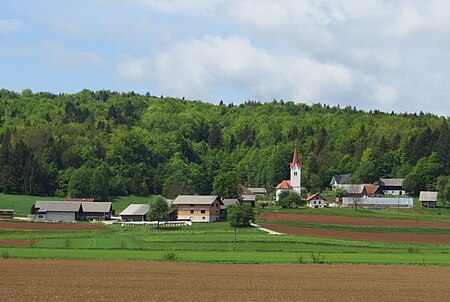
290;146;301;169
276;180;292;189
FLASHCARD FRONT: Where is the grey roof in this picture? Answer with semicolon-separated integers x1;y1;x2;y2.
248;187;267;194
343;197;413;207
35;201;112;213
81;202;112;213
242;194;256;201
35;201;80;213
172;195;222;205
119;204;150;216
337;184;365;194
330;173;352;185
419;191;438;202
222;199;239;207
379;178;404;187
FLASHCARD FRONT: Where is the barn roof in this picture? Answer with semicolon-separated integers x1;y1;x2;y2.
172;195;223;205
240;185;255;195
379;178;404;187
119;204;150;216
222;199;240;207
35;201;112;213
248;187;267;194
242;194;256;202
81;202;112;213
419;191;438;202
35;201;80;213
338;184;365;194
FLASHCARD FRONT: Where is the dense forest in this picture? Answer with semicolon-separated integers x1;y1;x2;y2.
0;89;449;200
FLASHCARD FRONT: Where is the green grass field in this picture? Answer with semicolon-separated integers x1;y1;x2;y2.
1;222;450;265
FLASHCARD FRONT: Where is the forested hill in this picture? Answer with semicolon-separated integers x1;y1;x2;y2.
0;89;449;199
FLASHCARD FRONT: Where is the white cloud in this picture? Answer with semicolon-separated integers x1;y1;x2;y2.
154;35;353;103
0;19;22;34
116;56;149;82
43;43;104;67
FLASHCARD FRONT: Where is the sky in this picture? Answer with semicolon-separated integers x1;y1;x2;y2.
1;0;450;116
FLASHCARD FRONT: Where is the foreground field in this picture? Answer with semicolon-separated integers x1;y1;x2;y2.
1;259;450;301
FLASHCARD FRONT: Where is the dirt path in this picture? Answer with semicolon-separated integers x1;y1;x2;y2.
1;259;450;301
259;212;450;228
0;221;106;231
262;223;450;244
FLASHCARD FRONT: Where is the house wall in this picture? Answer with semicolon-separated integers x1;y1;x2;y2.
421;201;436;208
276;188;290;201
308;197;325;208
177;201;221;222
43;212;76;222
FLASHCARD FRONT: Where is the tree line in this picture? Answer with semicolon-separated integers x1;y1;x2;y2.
0;89;449;199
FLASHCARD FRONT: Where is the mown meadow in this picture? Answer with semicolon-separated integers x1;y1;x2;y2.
1;222;450;265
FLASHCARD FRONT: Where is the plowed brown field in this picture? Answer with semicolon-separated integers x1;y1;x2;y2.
259;212;450;228
0;240;38;247
0;221;106;231
261;223;450;244
1;259;450;301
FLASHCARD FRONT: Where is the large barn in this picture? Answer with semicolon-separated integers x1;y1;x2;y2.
33;201;113;222
172;195;223;222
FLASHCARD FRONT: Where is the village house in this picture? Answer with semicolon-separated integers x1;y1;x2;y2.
379;178;405;195
275;146;301;201
329;173;352;191
306;193;325;208
240;185;256;207
172;195;223;222
33;201;113;222
119;204;150;222
419;191;438;208
220;198;239;219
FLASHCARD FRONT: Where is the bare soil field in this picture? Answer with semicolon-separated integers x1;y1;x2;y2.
0;221;106;231
0;240;38;247
262;223;450;244
259;212;450;228
1;259;450;301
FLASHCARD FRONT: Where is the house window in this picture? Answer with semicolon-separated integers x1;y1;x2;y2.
202;216;205;220
216;203;219;207
294;172;297;176
190;204;194;207
190;209;194;214
201;209;206;214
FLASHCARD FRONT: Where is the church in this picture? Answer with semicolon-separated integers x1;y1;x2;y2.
275;146;302;201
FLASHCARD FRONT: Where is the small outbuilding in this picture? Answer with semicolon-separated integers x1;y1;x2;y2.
419;191;438;208
306;193;325;208
119;204;150;221
0;209;14;219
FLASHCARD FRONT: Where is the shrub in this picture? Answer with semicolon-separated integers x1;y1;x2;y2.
1;250;11;259
278;191;303;208
161;248;180;262
310;253;325;264
407;246;419;253
296;254;303;264
227;204;255;227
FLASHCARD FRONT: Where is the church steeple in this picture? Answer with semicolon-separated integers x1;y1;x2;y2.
290;145;301;169
290;145;301;195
